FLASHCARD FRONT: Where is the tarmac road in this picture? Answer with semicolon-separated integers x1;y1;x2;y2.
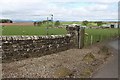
92;39;119;78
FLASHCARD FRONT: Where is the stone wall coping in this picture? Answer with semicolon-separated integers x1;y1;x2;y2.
0;34;71;41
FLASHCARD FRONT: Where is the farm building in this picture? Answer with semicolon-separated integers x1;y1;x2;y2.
101;24;111;28
67;24;86;28
71;24;80;26
110;23;118;28
101;23;118;28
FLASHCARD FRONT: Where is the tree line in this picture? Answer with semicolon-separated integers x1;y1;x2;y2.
82;20;106;27
34;20;60;27
0;19;13;23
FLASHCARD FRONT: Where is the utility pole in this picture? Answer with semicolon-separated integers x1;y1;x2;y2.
51;14;53;27
46;17;49;35
47;17;49;21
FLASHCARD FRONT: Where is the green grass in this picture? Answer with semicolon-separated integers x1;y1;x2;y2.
0;26;119;47
1;26;67;35
61;21;82;25
84;28;118;46
0;26;2;35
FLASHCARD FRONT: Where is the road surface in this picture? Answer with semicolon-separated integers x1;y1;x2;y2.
92;39;119;78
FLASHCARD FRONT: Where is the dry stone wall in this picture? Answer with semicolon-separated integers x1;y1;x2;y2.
1;34;75;63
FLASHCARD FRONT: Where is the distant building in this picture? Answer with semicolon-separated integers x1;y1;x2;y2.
110;23;118;28
101;24;111;28
101;22;118;28
67;24;86;28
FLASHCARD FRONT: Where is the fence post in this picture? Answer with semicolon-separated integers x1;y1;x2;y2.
70;26;85;49
91;35;93;45
79;27;85;49
76;25;80;48
76;26;85;49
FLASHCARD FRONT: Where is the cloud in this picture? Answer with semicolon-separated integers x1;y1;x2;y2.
48;0;119;3
0;0;118;21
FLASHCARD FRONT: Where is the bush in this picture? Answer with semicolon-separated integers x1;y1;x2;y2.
54;21;60;27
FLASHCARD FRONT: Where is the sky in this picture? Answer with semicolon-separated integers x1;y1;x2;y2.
0;0;119;21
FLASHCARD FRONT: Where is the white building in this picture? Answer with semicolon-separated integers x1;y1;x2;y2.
110;23;118;28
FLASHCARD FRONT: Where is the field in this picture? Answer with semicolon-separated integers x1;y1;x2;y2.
84;29;118;46
1;26;67;35
0;24;118;46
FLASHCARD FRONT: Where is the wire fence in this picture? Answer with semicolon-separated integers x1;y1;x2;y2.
84;31;118;47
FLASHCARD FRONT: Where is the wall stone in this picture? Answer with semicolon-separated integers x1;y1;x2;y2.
1;34;75;63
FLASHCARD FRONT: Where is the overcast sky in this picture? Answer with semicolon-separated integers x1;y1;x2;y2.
0;0;119;21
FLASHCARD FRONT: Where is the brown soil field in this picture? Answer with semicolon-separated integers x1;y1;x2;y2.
1;22;34;26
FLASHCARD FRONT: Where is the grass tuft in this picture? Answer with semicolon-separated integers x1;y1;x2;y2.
82;53;96;63
54;67;72;78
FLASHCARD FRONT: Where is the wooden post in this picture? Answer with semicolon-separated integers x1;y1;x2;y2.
91;35;93;45
75;26;85;49
72;26;85;49
79;27;85;49
76;25;80;48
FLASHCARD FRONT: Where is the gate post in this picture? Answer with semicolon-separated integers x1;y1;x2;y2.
80;27;85;49
66;25;85;49
76;26;85;49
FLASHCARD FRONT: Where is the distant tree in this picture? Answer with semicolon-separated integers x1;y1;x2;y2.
36;20;53;27
0;19;13;23
34;22;37;26
37;22;42;26
48;20;52;22
42;20;48;24
82;20;89;26
96;21;103;27
9;20;13;23
54;20;60;27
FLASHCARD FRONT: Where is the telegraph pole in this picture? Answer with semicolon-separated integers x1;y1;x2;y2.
46;17;49;35
47;17;49;21
51;14;53;27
